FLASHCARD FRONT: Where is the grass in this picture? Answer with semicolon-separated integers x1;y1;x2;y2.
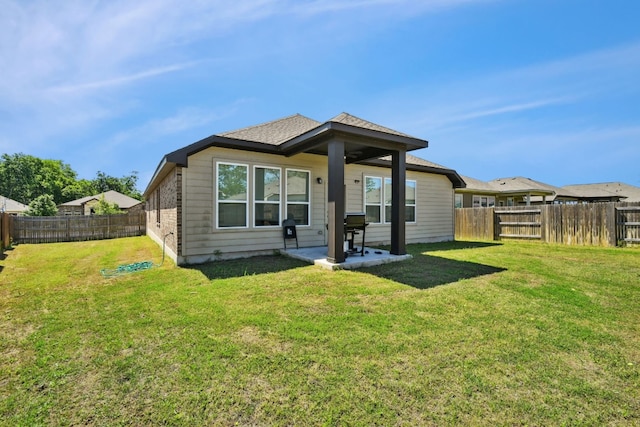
0;237;638;426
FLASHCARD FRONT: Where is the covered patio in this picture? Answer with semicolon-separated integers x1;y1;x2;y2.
279;113;428;263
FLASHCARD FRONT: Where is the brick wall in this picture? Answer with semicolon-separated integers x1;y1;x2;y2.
146;166;181;258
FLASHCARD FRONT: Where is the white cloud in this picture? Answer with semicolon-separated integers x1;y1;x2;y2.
378;40;640;138
290;0;494;16
426;97;574;131
46;62;199;95
0;0;495;152
101;101;250;152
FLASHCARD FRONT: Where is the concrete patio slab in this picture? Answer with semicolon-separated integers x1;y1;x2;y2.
282;246;412;270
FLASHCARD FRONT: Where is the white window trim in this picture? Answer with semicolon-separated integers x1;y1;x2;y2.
455;193;463;209
403;179;417;224
253;165;282;228
285;168;311;227
216;161;249;229
365;176;383;224
366;176;416;224
472;195;495;208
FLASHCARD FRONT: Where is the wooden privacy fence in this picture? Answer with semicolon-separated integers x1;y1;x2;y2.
455;202;640;247
11;212;146;244
616;206;640;245
454;206;494;241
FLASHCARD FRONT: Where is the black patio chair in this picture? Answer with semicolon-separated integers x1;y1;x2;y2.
282;217;298;249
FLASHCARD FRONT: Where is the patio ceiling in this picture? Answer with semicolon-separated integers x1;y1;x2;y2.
279;121;427;164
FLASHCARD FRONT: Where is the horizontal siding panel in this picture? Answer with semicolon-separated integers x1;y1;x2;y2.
182;148;329;259
180;147;455;261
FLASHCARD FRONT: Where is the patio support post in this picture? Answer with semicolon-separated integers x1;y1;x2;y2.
327;140;345;263
390;149;406;255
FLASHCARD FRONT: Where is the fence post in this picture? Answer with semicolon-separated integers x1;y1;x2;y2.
608;203;617;247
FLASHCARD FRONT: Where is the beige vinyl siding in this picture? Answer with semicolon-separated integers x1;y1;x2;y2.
410;172;454;243
343;165;454;246
179;147;454;263
181;147;327;261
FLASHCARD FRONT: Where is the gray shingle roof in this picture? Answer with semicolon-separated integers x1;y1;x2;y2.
459;175;498;193
218;112;417;145
60;190;142;209
328;112;412;138
562;182;640;202
0;195;28;213
489;176;577;198
145;112;466;195
370;153;464;188
375;153;449;171
219;114;321;145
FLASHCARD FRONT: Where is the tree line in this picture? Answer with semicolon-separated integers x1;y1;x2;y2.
0;153;143;216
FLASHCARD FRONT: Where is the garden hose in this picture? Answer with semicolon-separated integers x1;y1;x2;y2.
100;232;173;278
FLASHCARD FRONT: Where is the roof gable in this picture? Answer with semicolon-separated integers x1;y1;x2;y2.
489;176;578;198
60;190;141;208
219;114;321;145
145;112;465;195
328;113;411;138
1;195;28;213
562;182;640;202
459;176;498;193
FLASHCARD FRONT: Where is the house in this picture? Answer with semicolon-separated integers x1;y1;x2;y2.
561;182;640;203
0;195;28;215
455;176;501;208
489;177;580;205
57;190;144;215
143;113;465;265
455;176;580;207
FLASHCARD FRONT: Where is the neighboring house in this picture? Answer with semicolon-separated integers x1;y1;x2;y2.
561;182;640;203
58;190;144;215
455;176;581;207
455;176;500;208
489;177;580;205
143;112;465;265
0;195;28;215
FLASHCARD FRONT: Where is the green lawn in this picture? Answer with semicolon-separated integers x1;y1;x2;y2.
1;237;638;426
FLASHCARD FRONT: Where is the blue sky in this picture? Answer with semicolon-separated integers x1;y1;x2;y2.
2;0;639;191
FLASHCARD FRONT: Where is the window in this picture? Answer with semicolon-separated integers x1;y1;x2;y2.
217;162;248;228
383;178;416;223
472;195;495;208
365;176;382;223
405;180;416;222
155;188;160;225
455;194;463;209
286;169;310;226
254;166;281;227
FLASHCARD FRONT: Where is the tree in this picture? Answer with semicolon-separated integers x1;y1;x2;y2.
93;171;142;200
25;194;58;216
93;195;122;215
0;153;41;204
37;159;79;204
0;153;143;205
62;179;97;202
0;153;78;205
